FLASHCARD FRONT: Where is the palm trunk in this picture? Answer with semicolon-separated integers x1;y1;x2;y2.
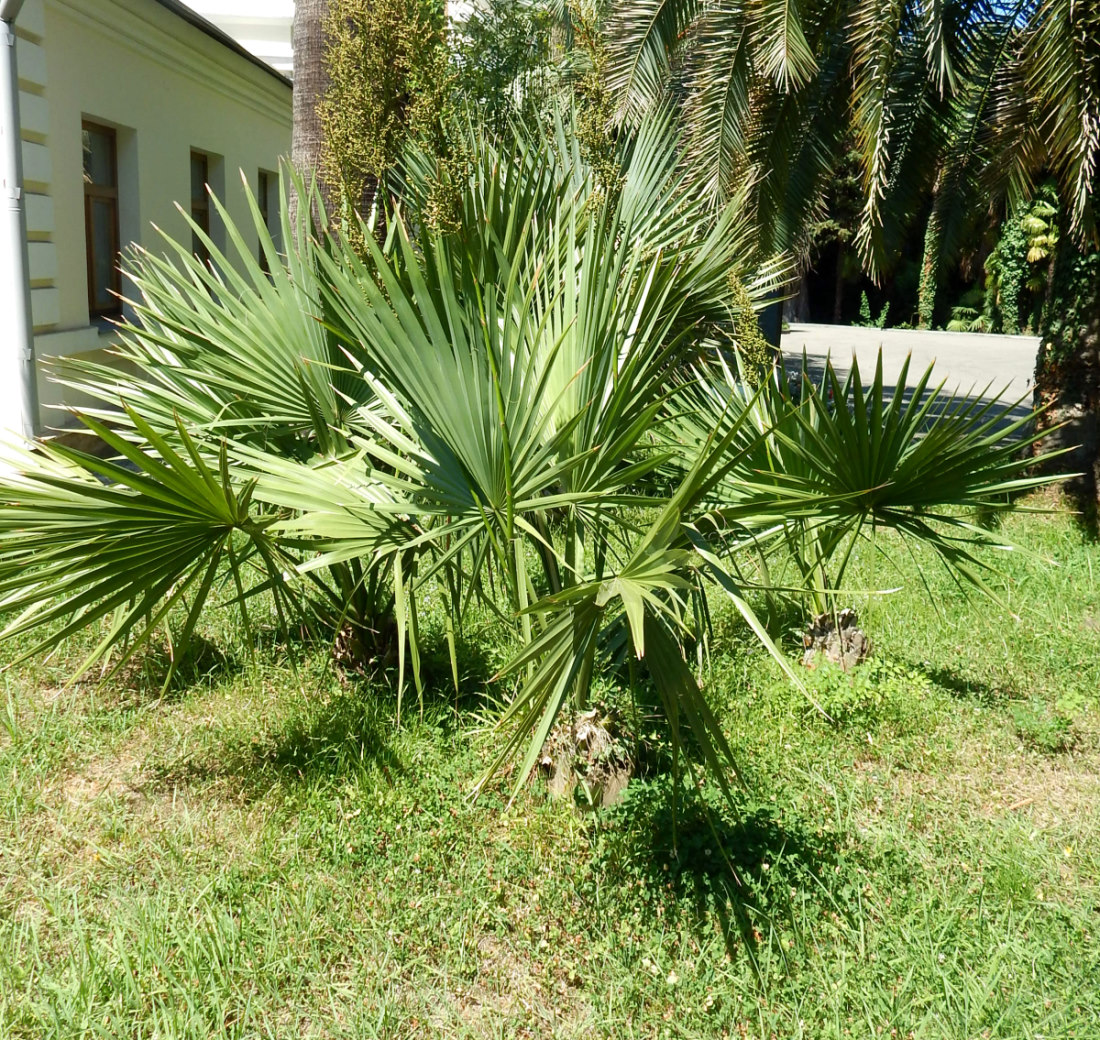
785;271;811;323
291;0;336;224
832;245;845;324
1035;244;1100;507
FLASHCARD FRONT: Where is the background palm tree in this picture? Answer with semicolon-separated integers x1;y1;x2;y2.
606;0;1097;278
608;0;1099;497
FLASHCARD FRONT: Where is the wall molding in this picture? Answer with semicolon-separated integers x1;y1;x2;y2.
50;0;291;126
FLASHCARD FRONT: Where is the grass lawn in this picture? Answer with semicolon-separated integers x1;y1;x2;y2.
2;495;1098;1038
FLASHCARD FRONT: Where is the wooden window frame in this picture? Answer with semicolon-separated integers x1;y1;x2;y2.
82;121;121;319
191;150;210;263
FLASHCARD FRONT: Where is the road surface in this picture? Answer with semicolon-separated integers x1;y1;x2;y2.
781;323;1039;417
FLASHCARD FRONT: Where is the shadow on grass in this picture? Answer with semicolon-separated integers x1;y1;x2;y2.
145;628;501;800
1059;481;1099;541
706;594;811;664
589;779;860;969
247;691;408;788
132;606;514;807
112;634;245;705
145;687;410;799
912;662;1017;706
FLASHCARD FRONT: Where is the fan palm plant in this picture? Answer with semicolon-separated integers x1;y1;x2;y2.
0;112;1062;799
674;352;1051;620
41;175;403;680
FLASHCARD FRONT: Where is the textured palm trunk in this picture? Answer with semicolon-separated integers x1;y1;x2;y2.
290;0;336;223
832;245;845;324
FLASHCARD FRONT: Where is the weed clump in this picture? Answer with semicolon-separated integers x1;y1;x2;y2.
798;658;931;729
1012;697;1078;754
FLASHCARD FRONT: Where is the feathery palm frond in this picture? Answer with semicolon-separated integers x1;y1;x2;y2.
606;0;705;120
682;3;753;206
750;0;818;91
1012;0;1098;241
606;0;1094;276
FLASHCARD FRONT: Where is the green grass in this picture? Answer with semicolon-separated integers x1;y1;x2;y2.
2;497;1099;1038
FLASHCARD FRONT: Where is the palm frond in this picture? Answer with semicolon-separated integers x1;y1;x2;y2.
0;412;291;688
53;171;355;454
849;0;908;278
682;3;753;205
606;0;703;120
749;0;818;90
1022;0;1099;239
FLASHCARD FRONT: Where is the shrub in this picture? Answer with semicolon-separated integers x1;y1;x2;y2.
0;114;1062;803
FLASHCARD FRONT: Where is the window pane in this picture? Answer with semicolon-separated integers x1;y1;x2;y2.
258;170;271;223
89;198;117;311
191;154;208;204
192;200;210;262
191;202;210;234
82;127;114;187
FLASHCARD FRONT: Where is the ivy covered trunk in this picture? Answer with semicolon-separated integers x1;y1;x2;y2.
917;207;940;330
1034;245;1100;505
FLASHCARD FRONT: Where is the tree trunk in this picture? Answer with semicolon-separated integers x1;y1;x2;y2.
1034;246;1100;508
832;245;845;323
757;290;784;349
291;0;335;223
917;211;940;330
784;271;811;324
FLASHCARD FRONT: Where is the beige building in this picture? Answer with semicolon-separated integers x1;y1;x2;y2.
8;0;291;430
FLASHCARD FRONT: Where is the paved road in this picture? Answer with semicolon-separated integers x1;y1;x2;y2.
781;323;1040;415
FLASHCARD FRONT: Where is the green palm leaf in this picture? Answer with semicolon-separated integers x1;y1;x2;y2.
750;0;818;90
0;410;291;689
54;171;355;453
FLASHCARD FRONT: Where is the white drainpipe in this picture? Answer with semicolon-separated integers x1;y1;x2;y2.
0;0;39;441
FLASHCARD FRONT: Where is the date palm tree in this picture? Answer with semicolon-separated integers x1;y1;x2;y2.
606;0;1098;279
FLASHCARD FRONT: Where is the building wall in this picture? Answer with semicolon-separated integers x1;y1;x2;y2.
13;1;55;342
14;0;291;427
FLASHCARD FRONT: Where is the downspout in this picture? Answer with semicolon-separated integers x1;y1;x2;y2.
0;0;39;440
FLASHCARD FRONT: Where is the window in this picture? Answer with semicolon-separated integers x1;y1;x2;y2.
190;151;210;263
82;122;121;317
257;169;275;270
